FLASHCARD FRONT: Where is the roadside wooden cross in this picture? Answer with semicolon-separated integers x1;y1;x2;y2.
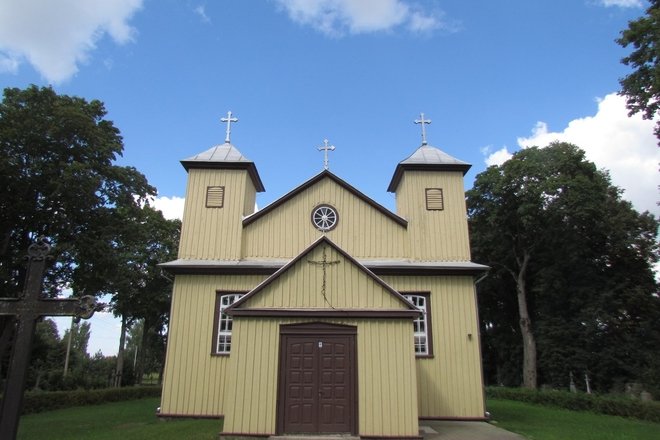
307;246;340;307
0;238;103;440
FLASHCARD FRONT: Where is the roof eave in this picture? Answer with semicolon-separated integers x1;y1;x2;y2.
158;259;490;276
180;160;265;192
227;308;421;318
387;162;473;193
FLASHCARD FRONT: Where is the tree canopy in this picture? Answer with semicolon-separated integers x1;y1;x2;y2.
467;142;660;392
617;0;660;140
0;85;155;297
0;85;180;388
106;204;180;385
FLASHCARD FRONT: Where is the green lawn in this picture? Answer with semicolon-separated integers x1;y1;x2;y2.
16;397;660;440
488;398;660;440
17;398;221;440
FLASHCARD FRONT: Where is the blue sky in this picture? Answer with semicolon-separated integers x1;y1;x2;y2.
1;0;658;355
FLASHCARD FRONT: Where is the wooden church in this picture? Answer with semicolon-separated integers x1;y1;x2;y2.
159;114;488;438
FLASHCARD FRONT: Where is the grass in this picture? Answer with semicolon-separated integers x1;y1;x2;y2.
16;396;660;440
17;398;221;440
488;398;660;440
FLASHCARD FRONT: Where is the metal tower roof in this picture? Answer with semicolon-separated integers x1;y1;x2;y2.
180;143;265;192
387;145;471;192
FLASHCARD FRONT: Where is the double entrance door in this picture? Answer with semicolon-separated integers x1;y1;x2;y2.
278;323;356;435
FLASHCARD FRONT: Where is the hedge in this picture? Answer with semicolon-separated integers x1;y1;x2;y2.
486;386;660;423
20;386;162;415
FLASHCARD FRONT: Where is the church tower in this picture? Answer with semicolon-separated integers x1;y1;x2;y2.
387;114;472;261
177;113;264;260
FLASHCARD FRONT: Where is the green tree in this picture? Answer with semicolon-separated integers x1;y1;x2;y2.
28;319;63;390
0;85;156;385
467;143;659;391
83;351;116;388
617;0;660;140
0;85;155;297
106;205;180;386
62;321;91;357
62;320;91;380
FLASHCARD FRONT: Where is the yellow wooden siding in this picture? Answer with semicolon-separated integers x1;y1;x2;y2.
381;275;485;418
243;176;256;217
178;169;254;260
357;319;419;437
160;272;484;421
222;318;280;435
242;177;409;259
223;318;418;438
159;274;267;416
243;245;406;310
395;171;471;261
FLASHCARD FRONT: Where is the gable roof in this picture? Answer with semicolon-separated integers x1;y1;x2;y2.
387;145;472;192
243;169;407;227
180;143;265;192
225;236;420;318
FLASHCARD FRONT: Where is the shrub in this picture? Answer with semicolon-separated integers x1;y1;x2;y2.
22;386;161;415
486;386;660;423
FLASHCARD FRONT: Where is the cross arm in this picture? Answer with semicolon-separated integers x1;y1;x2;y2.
0;295;103;320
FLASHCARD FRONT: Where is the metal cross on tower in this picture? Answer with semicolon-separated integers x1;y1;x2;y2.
414;113;432;146
220;111;238;143
307;246;340;307
0;238;103;440
317;139;335;170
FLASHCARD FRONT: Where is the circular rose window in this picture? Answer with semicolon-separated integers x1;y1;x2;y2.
311;205;338;231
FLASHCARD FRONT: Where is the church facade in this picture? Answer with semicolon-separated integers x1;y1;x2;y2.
159;124;488;438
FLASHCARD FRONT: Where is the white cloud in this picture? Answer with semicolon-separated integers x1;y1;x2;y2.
596;0;643;8
194;5;211;23
407;10;440;33
0;51;20;74
483;146;513;167
517;93;659;215
0;0;143;83
274;0;446;36
152;196;185;220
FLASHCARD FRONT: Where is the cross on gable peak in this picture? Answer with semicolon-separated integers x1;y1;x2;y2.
317;138;336;170
220;111;238;144
414;113;432;146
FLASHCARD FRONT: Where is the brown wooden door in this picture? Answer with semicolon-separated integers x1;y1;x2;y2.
281;334;354;434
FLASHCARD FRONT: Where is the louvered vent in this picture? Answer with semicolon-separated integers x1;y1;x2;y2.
206;186;225;208
426;188;444;211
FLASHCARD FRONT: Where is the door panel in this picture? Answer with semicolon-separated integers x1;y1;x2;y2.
285;339;316;432
318;339;350;432
282;335;354;434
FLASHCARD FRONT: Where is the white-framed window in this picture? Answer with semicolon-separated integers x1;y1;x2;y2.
405;293;432;357
213;292;245;355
